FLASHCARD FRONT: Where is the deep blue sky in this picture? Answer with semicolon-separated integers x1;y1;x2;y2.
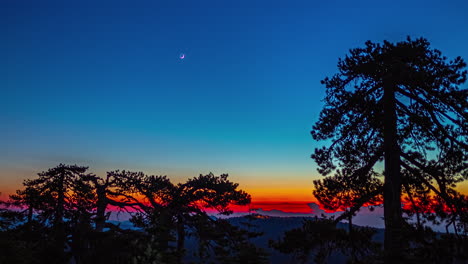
2;0;468;201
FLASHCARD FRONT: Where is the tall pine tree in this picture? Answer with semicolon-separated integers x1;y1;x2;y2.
311;37;467;262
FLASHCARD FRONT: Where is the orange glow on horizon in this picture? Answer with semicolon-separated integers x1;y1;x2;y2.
1;172;468;215
250;200;315;213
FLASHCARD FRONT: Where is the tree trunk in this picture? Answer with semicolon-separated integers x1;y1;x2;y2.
54;170;67;261
383;76;404;263
349;214;356;263
176;214;185;264
56;172;65;227
159;210;171;252
95;185;107;232
27;206;33;223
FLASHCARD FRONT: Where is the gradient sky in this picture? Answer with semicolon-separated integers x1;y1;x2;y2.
2;0;468;207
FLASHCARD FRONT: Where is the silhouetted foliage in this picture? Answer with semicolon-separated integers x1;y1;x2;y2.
309;36;467;262
116;171;254;263
400;224;468;264
270;218;380;264
0;165;257;264
189;215;268;264
313;172;382;226
7;164;93;262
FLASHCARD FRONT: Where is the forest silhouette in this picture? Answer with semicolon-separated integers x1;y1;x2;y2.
1;37;467;264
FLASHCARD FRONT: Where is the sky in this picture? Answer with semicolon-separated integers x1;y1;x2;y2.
1;0;468;211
